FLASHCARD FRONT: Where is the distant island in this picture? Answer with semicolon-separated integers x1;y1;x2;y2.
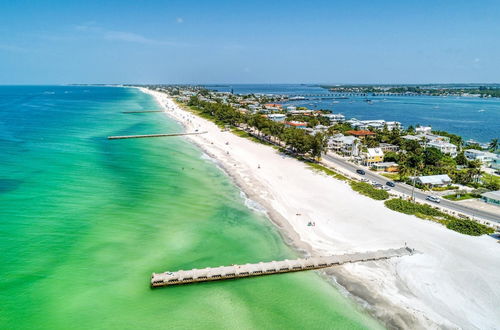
320;84;500;98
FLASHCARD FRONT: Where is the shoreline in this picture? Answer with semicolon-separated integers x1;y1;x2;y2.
139;87;500;329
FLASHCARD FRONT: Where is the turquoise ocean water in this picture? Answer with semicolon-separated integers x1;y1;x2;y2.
0;86;381;329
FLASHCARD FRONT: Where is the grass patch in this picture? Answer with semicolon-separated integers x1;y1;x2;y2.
384;198;494;236
350;182;389;200
307;162;350;182
431;185;458;191
381;173;400;181
443;193;480;201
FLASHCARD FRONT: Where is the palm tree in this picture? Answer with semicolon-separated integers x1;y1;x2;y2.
489;138;498;152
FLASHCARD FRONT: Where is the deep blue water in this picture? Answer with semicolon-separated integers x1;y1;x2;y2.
207;84;500;143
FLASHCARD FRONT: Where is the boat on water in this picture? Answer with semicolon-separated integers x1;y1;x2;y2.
289;96;306;100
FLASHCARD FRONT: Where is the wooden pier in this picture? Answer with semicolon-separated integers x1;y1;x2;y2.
151;247;414;288
107;131;207;140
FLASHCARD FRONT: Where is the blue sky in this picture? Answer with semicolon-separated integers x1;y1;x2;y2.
1;0;499;84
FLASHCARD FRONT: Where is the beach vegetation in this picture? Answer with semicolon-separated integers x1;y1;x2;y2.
350;182;389;200
306;162;350;182
384;199;494;236
446;218;494;236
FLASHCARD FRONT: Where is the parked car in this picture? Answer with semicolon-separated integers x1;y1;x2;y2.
356;169;366;175
386;181;395;187
373;183;383;188
360;178;369;182
382;186;391;191
426;195;441;203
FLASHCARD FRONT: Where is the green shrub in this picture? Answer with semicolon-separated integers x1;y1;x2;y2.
384;199;495;236
350;182;389;200
446;218;494;236
431;185;458;191
384;199;442;216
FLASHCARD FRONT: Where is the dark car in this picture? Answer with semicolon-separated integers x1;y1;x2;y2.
356;169;366;175
386;181;395;187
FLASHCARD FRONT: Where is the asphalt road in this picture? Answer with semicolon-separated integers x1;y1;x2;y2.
323;153;500;223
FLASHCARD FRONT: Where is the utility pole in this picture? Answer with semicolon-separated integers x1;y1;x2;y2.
411;169;417;202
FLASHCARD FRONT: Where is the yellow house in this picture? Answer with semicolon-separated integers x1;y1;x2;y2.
363;148;384;166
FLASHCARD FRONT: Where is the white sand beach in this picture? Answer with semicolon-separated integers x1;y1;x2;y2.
141;88;500;330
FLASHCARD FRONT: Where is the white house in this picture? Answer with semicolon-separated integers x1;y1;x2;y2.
464;149;498;166
322;113;345;123
416;126;432;134
267;114;286;122
415;174;452;187
328;134;360;156
427;141;458;157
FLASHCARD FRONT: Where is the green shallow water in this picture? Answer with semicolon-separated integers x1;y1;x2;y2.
0;86;382;329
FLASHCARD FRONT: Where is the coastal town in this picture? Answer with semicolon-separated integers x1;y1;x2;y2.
144;85;500;226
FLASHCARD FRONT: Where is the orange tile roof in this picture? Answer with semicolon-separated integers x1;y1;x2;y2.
346;130;376;136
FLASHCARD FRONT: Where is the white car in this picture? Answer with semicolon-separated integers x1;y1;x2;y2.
426;195;440;203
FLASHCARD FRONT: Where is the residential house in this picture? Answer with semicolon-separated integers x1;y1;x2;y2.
480;190;500;206
267;114;286;122
415;174;452;187
264;103;282;111
328;134;360;156
285;121;308;129
427;141;458;157
322;113;345;123
379;143;400;153
363;148;384;166
372;162;399;172
416;126;432;134
464;149;498;166
346;130;376;139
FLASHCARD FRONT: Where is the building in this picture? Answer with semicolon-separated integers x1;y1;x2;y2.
427;141;458;157
416;126;432;134
491;157;500;171
264;103;283;110
385;121;403;130
480;190;500;206
322;113;345;123
363;148;384;166
372;162;399;172
379;143;400;153
285;121;307;129
346;130;376;139
415;174;452;187
267;114;286;122
346;119;401;131
464;149;498;166
328;134;360;156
